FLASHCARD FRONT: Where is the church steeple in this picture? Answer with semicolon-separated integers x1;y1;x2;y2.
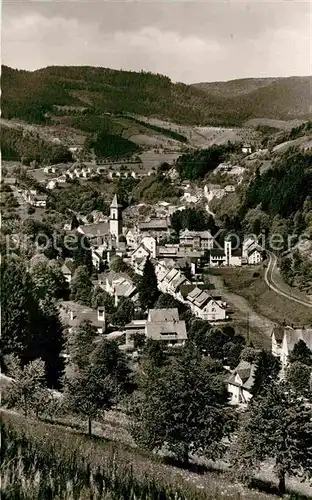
110;194;122;209
110;194;122;242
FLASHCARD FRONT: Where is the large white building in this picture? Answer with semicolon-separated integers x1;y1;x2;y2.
209;237;242;267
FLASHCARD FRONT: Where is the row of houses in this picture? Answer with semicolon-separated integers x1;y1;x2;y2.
154;259;227;322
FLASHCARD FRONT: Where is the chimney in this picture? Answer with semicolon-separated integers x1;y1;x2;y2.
97;306;105;322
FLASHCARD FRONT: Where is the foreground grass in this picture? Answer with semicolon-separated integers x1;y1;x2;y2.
1;411;294;500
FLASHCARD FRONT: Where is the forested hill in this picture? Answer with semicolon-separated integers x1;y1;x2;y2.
2;65;311;127
192;76;312;122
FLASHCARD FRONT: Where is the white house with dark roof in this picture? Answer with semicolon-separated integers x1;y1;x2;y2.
61;258;76;283
184;286;226;322
271;325;312;375
227;360;255;405
242;238;263;265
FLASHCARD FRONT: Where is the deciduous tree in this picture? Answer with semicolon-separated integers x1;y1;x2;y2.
130;343;234;464
233;382;312;495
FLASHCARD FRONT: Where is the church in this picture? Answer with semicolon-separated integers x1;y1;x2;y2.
77;194;123;252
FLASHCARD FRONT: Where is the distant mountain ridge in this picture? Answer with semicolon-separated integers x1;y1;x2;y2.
2;65;311;127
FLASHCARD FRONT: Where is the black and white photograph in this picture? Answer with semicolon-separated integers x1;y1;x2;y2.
1;0;312;498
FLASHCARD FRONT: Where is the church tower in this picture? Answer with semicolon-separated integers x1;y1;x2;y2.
110;194;123;243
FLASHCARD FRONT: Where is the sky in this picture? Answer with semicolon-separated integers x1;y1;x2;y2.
2;0;311;83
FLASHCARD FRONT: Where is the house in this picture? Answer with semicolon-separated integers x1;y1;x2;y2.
125;229;138;249
33;194;47;208
61;258;76;283
183;286;226;321
242;238;263;265
103;271;137;306
271;325;312;375
131;243;151;267
91;247;106;271
227;360;255;405
59;301;106;334
145;308;187;346
242;144;252;154
137;218;171;241
3;177;17;186
179;229;214;250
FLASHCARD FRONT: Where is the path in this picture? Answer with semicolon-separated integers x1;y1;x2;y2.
265;253;312;309
208;274;274;342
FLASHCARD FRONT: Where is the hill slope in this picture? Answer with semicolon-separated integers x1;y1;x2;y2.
192;76;312;122
2;66;311;128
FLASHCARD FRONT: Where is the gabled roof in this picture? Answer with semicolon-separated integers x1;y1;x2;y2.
271;325;285;343
227;360;256;391
79;222;110;237
131;243;150;257
61;259;75;274
146;308;187;341
148;308;180;323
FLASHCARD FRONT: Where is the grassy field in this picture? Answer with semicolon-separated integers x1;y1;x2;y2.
210;266;312;327
2;410;307;500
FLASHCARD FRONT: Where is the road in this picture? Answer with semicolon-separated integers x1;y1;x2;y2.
265;253;312;309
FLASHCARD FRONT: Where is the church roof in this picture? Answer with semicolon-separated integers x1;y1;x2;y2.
110;194;122;208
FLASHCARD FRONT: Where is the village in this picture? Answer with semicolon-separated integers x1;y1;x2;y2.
2;138;312;411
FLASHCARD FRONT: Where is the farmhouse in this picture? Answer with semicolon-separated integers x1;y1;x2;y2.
242;238;263;265
227;360;255;405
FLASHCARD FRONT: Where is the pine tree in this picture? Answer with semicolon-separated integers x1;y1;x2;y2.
70;265;92;306
233;382;312;495
30;298;65;388
72;234;93;275
111;297;134;327
137;257;158;311
288;339;312;366
0;260;39;361
286;361;312;395
251;350;281;396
